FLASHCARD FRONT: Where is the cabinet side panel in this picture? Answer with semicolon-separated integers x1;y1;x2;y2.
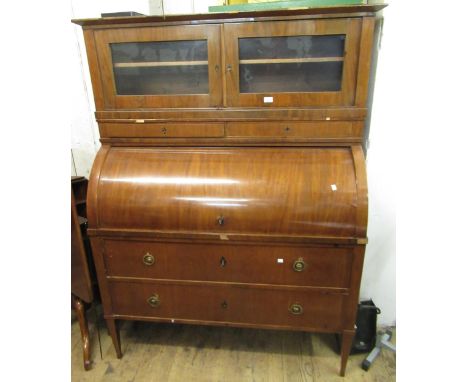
82;30;105;110
351;145;369;238
86;145;111;228
341;245;365;329
89;237;114;316
354;16;376;107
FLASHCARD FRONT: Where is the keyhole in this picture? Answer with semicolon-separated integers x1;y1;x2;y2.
217;215;225;226
161;127;167;135
221;301;228;309
220;256;226;267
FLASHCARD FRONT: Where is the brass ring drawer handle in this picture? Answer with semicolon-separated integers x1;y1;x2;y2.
293;258;306;272
289;303;303;315
142;253;155;266
147;294;160;308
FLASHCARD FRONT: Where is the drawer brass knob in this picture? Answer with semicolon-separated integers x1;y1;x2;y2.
293;258;306;272
142;253;155;266
289;303;303;315
147;294;160;308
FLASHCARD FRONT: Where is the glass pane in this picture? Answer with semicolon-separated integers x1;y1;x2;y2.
239;35;345;60
113;66;209;95
238;35;345;94
111;40;209;95
240;62;343;93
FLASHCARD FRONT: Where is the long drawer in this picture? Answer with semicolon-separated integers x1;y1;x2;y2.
225;121;362;139
99;122;224;138
108;280;344;331
103;240;352;288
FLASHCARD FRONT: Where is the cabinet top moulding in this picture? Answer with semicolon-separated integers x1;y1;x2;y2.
71;4;387;28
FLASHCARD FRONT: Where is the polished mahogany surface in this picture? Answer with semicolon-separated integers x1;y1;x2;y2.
71;179;93;304
103;240;353;288
108;280;344;331
93;147;365;239
74;5;385;376
71;177;94;370
72;4;387;27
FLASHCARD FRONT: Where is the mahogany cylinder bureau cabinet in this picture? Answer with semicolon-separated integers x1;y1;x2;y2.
73;3;387;376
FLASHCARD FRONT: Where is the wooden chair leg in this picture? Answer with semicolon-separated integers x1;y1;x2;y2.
72;295;91;370
106;319;122;358
340;329;355;376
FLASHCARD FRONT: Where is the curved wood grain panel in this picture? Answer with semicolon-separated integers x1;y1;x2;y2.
351;145;368;237
86;145;110;228
90;147;367;239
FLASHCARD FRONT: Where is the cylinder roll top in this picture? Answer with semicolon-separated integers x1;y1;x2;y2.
90;147;367;239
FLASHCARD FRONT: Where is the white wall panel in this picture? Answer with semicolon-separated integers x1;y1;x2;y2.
359;3;396;326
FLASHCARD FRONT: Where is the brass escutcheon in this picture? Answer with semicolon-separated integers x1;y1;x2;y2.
293;257;306;272
147;294;160;308
289;303;303;315
142;253;155;266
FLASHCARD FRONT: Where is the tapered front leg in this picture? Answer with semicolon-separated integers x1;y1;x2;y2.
72;295;91;370
106;319;122;358
340;329;355;376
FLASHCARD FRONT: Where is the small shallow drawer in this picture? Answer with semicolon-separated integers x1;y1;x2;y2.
99;122;225;138
225;121;362;139
109;280;344;331
103;240;352;288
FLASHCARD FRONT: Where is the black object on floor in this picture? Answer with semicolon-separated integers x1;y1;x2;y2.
352;299;381;354
336;299;381;355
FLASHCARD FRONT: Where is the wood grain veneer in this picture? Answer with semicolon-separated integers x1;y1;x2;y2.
73;5;386;376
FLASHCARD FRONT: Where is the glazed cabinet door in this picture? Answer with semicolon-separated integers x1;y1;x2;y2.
224;18;361;107
93;24;222;109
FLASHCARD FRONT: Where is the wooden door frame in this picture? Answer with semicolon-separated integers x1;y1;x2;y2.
93;24;223;109
224;18;362;107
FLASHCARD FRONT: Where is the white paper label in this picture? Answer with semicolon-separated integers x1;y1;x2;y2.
277;258;284;264
263;96;273;103
331;184;337;191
